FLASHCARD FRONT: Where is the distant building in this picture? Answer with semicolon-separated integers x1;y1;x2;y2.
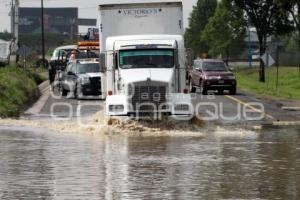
244;28;272;59
19;7;78;37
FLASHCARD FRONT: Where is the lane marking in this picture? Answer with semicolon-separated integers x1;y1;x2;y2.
225;95;275;120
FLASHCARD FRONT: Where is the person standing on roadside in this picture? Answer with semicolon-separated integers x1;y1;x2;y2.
69;50;79;63
48;60;56;90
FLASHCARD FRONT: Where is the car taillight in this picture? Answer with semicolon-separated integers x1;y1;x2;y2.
183;89;188;94
108;91;113;96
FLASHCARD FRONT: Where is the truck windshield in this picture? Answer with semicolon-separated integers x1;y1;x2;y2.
76;63;100;74
119;49;174;69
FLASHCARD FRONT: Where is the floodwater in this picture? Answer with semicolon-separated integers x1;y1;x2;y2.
0;126;300;200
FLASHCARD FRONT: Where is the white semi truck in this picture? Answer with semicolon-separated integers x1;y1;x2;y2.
99;0;193;118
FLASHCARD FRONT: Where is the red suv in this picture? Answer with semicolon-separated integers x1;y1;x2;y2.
188;59;236;95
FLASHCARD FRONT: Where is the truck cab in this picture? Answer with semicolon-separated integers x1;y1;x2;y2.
104;35;192;118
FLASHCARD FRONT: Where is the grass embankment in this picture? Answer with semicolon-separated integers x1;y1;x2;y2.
0;67;44;118
236;67;300;100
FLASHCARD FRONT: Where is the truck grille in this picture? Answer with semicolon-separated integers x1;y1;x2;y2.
130;84;167;112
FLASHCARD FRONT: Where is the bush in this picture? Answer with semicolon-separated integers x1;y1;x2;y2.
0;67;40;118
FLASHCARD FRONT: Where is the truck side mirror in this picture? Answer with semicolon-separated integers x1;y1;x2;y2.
99;53;106;72
67;71;75;76
186;48;194;67
113;53;118;69
229;67;235;72
174;49;179;68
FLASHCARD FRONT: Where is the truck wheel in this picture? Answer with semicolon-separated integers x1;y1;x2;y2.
189;79;196;93
230;86;236;95
201;82;207;95
61;87;68;96
74;85;79;99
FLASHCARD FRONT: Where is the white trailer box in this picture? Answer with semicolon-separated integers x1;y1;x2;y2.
99;0;184;51
0;39;10;66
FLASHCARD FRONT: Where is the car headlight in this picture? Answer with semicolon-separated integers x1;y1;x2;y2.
227;75;235;80
80;77;90;85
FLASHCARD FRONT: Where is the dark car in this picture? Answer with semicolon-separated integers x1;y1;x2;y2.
60;59;103;99
188;59;236;95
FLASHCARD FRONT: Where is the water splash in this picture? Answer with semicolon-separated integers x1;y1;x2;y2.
0;112;259;138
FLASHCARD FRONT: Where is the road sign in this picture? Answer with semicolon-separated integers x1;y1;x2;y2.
261;53;275;67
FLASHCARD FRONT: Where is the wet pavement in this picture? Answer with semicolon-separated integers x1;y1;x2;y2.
38;90;104;118
0;126;300;199
1;85;300;199
31;88;300;124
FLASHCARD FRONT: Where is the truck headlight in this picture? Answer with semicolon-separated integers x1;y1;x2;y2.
80;77;90;85
109;105;124;112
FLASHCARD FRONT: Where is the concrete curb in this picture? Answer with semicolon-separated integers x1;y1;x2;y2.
39;80;49;93
24;80;50;115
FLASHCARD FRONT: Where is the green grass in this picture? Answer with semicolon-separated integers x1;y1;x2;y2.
235;67;300;100
0;67;41;118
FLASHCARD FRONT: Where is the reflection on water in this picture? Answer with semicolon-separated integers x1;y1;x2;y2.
0;127;300;199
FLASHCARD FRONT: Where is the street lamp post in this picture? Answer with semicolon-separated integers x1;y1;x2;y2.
41;0;45;68
248;27;252;68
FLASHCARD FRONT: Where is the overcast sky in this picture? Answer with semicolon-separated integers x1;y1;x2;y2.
0;0;197;33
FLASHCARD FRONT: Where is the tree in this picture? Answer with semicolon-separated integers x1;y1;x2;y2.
275;0;300;51
0;31;13;41
233;0;293;82
185;0;217;57
202;0;246;61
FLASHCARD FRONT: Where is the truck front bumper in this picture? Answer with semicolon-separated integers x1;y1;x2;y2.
106;93;194;118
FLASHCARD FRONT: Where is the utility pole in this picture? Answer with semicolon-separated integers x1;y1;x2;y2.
10;0;15;35
9;0;19;64
41;0;46;68
14;0;19;44
10;0;19;41
275;40;279;90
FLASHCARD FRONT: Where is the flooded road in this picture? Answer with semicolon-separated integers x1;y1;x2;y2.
0;126;300;200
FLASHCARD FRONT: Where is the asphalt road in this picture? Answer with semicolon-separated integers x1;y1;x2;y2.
194;91;300;125
29;87;300;125
38;90;104;118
